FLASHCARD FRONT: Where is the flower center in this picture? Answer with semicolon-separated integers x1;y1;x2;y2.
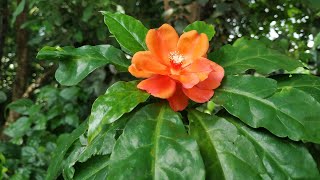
169;51;185;65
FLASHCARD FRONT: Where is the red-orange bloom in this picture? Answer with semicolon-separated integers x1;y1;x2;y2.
129;24;224;111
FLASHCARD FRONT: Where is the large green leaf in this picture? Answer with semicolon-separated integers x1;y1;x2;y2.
37;45;129;86
46;121;87;180
209;40;303;75
87;81;149;142
103;11;148;55
108;103;205;179
188;110;320;179
183;21;215;41
276;74;320;102
74;155;109;180
213;75;320;143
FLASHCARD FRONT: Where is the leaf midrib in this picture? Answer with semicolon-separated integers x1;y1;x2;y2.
190;111;226;180
216;88;304;132
222;48;299;70
151;106;165;179
228;120;289;178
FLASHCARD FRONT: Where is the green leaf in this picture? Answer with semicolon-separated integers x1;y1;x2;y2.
11;0;26;26
0;91;7;103
87;81;149;142
6;99;33;115
108;103;205;179
209;40;303;75
74;155;109;180
183;21;215;41
188;110;320;179
82;5;94;22
46;121;87;180
276;74;320;102
102;11;148;55
213;75;320;143
314;32;320;49
59;87;80;101
37;45;130;86
4;117;32;144
62;116;129;179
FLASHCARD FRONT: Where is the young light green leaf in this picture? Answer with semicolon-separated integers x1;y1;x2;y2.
87;81;149;142
183;21;215;41
209;40;303;75
213;75;320;143
188;110;320;179
46;121;87;180
37;45;130;86
276;74;320;102
11;0;26;26
108;103;205;179
102;11;148;55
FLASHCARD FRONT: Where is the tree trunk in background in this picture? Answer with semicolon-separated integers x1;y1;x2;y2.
0;0;8;63
7;0;29;124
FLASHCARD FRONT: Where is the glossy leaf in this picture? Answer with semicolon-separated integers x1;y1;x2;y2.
276;74;320;102
209;40;303;75
62;116;129;179
37;45;129;86
108;103;205;179
46;121;87;180
213;75;320;143
87;81;149;142
183;21;215;41
103;11;148;55
188;110;320;179
74;155;109;180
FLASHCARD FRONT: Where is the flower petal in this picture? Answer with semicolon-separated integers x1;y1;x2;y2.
182;86;214;103
132;51;168;75
138;75;176;99
128;64;153;78
197;61;225;90
167;84;189;111
182;57;213;81
146;24;179;65
170;73;199;89
177;30;209;65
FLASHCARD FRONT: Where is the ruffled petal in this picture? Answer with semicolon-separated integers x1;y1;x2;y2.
197;61;224;90
167;84;189;111
182;57;212;81
146;24;179;66
177;30;209;65
182;86;214;103
128;64;153;78
137;75;176;99
170;73;199;89
132;51;168;75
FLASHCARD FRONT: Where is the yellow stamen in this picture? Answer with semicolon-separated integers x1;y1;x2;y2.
169;51;185;64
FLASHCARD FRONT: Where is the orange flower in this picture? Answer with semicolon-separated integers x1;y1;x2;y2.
129;24;224;111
